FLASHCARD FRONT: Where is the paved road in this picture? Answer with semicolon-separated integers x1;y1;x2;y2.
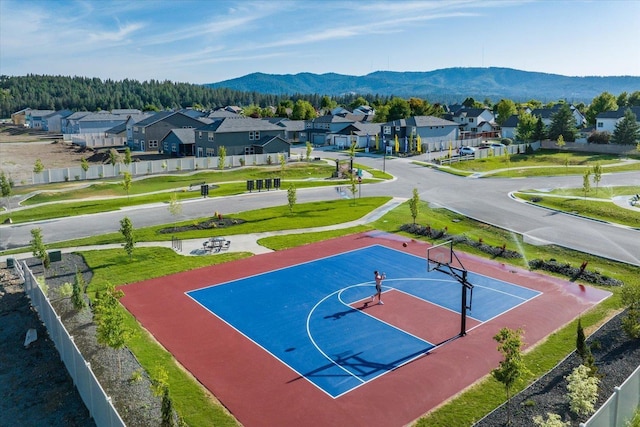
1;148;638;266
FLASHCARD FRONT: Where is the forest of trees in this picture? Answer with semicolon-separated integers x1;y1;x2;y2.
2;75;639;130
0;74;395;120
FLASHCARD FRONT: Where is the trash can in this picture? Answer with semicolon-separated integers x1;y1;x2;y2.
6;258;15;268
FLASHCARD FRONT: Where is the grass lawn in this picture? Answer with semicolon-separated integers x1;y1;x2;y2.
416;149;640;177
515;192;640;228
63;198;637;427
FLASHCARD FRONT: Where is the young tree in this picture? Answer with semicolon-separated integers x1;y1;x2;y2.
167;192;182;229
123;147;132;166
119;216;135;259
566;364;599;416
72;268;87;310
287;184;297;213
33;158;44;173
108;148;120;166
548;104;578;142
161;385;175;427
592;163;602;194
80;157;89;175
279;153;286;173
621;280;640;339
121;171;132;200
94;282;131;375
582;169;591;199
611;108;640;145
492;327;528;425
348;169;358;204
305;141;312;162
217;146;226;170
29;227;50;270
0;171;12;215
576;318;588;360
555;134;565;151
408;188;420;224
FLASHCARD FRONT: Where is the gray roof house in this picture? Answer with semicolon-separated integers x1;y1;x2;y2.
62;112;91;134
25;110;56;129
500;115;520;139
595;107;640;134
303;114;355;146
41;109;73;132
161;128;196;157
74;112;129;134
383;116;460;153
132;111;208;153
265;118;306;143
194;117;289;157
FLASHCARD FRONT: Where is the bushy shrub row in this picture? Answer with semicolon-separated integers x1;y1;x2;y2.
399;224;522;259
528;259;624;287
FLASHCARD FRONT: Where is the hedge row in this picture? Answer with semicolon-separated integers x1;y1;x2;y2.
399;224;522;259
528;259;624;287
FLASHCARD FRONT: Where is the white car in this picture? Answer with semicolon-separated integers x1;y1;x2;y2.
458;146;476;156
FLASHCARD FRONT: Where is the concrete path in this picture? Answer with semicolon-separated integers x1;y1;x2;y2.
0;197;405;264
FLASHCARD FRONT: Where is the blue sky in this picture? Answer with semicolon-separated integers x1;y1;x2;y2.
1;0;639;84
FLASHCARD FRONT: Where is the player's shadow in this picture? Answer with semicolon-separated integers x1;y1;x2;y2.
323;308;359;320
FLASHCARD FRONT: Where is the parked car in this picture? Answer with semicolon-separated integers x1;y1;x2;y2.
479;142;505;150
458;146;476;156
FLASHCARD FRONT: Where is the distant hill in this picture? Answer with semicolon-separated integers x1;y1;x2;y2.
206;67;640;103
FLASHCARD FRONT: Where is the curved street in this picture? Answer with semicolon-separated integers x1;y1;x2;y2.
1;148;638;266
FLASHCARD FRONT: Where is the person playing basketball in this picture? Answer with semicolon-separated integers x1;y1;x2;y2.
370;270;386;305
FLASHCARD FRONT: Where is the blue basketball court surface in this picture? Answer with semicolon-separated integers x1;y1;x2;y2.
187;245;540;398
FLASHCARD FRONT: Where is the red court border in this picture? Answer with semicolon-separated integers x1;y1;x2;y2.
120;232;611;427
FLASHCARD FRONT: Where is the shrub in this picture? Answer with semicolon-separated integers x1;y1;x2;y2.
532;412;569;427
566;364;599;416
501;138;513;146
59;282;73;298
587;131;611;144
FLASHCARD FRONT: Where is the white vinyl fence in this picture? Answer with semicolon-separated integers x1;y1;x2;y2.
16;260;126;427
580;365;640;427
32;153;286;185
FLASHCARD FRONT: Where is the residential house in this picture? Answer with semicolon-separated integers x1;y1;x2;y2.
449;108;499;139
74;112;129;134
595;107;640;134
353;105;375;117
41;109;73;132
303;114;356;145
383;116;459;152
62;111;91;134
25;110;56;129
531;104;586;128
264;118;306;143
161;128;195;157
194;117;289;158
330;121;381;149
500;115;520;140
132;111;208;152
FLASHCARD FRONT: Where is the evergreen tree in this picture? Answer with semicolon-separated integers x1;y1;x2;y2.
548;104;578;142
611;108;640;145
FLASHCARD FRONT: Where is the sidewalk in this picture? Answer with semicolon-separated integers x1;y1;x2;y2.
1;197;405;264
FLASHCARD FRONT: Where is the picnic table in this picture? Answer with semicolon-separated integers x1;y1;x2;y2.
203;237;231;252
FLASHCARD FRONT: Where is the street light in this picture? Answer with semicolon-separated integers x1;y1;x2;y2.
383;142;387;173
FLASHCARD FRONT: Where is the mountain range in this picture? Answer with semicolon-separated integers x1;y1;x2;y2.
206;67;640;103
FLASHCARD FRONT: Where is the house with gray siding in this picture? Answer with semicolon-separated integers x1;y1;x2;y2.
383;116;459;152
161;128;195;157
25;110;56;129
194;117;288;157
132;111;208;153
41;109;73;132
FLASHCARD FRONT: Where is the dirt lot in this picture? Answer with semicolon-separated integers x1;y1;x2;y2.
0;126;93;185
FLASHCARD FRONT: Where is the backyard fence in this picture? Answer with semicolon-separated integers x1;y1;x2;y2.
31;152;287;185
16;260;126;427
580;364;640;427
